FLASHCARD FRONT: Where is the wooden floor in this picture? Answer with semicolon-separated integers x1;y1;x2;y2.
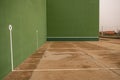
4;38;120;80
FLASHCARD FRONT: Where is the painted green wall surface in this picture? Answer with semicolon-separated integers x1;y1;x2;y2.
0;0;99;79
47;0;99;41
0;0;46;79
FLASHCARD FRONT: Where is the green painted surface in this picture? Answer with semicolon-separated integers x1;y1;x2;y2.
0;0;99;79
47;37;99;41
47;0;99;40
0;0;46;79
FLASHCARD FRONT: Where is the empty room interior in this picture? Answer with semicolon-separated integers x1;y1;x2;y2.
0;0;120;80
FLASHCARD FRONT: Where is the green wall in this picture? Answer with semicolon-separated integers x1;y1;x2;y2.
47;0;99;41
0;0;99;79
0;0;46;79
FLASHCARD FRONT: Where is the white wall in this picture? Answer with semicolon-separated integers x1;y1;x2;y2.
100;0;120;32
